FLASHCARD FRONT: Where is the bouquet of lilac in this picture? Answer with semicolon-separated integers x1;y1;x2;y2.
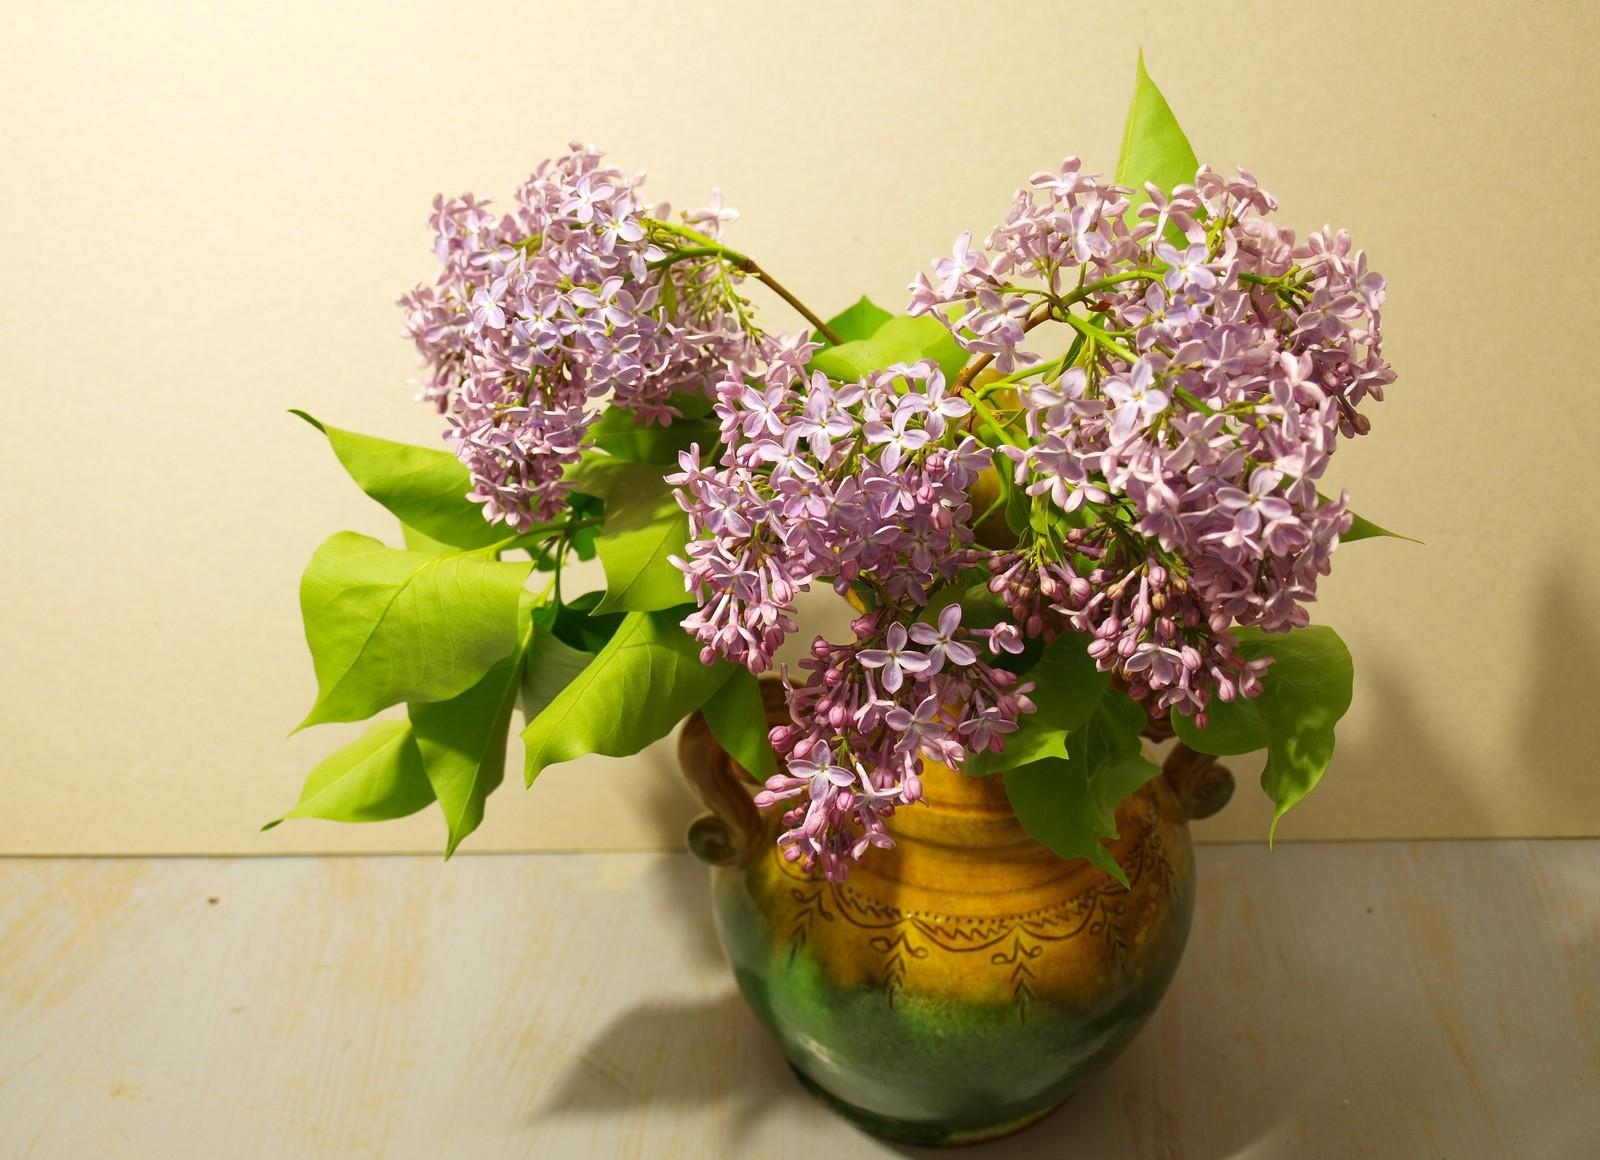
275;61;1400;883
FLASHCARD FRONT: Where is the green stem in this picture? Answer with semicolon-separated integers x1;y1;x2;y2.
1064;314;1139;365
647;220;840;343
551;536;566;607
954;302;1055;393
968;395;1018;446
1172;385;1218;416
479;514;604;558
1062;269;1161;304
954;274;1159;394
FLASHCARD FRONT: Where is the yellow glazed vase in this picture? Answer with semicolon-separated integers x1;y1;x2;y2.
678;679;1233;1147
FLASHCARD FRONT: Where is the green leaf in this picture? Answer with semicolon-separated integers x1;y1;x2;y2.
1171;694;1268;756
296;532;533;729
591;404;719;465
1344;507;1421;544
964;633;1110;776
820;296;895;345
1115;52;1200;209
1309;489;1418;544
519;614;596;722
997;462;1033;538
521;609;735;783
564;451;651;504
544;591;628;654
807;314;968;384
1251;627;1354;842
400;522;458;555
590;469;694;614
265;720;434;830
1004;753;1159;887
291;411;503;550
408;616;531;857
1003;687;1156;885
1069;686;1148;770
701;668;777;780
1172;626;1353;841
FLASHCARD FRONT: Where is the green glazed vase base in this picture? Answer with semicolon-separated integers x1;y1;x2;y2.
787;1064;1069;1148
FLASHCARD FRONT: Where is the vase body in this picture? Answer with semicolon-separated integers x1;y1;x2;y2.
680;694;1224;1147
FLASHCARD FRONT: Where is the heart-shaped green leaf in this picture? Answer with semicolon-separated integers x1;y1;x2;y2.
965;632;1110;776
701;667;778;780
265;720;435;830
519;611;597;722
592;480;693;614
1003;688;1159;887
1171;694;1268;756
591;402;719;465
819;296;895;345
1343;508;1420;544
409;615;532;856
1115;51;1200;200
522;609;735;783
292;411;502;550
1171;625;1354;842
807;314;968;384
297;533;532;729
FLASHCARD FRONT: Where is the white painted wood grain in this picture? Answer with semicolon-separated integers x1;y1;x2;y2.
1;843;1596;1159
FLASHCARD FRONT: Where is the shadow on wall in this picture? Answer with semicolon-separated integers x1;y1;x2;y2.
537;559;1600;1155
1514;560;1600;816
1334;552;1600;839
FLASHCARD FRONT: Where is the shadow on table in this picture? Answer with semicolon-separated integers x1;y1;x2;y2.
532;990;812;1142
536;560;1598;1157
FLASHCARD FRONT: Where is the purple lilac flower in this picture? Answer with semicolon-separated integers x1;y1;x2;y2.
669;358;1039;879
911;158;1392;724
857;624;930;693
399;145;769;530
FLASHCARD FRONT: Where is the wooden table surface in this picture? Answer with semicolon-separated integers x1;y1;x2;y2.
2;842;1596;1159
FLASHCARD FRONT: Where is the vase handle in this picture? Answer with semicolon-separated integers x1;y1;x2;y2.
1161;741;1236;821
677;679;786;868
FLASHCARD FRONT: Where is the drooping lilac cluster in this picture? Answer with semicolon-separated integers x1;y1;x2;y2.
910;159;1392;720
400;145;765;530
669;357;1034;879
751;607;1034;880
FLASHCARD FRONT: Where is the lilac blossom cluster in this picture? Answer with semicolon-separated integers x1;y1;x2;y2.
400;145;765;530
910;159;1392;720
669;359;1034;879
667;158;1390;877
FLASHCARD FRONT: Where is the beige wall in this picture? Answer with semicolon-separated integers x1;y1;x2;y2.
4;0;1598;855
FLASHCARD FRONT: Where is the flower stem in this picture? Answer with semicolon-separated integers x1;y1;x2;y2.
648;220;841;344
954;302;1055;394
1065;314;1139;365
968;395;1019;446
1062;269;1160;304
